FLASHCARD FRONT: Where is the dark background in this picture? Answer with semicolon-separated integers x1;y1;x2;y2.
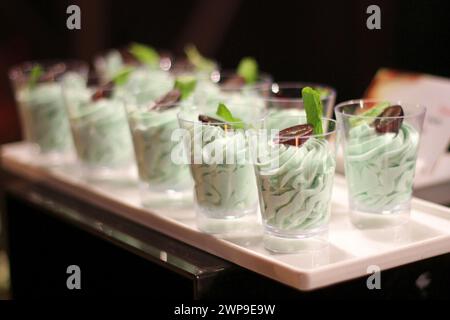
0;0;449;144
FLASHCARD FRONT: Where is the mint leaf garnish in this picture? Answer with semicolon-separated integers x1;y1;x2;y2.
237;57;258;84
111;66;135;86
302;87;323;135
28;64;43;89
216;103;244;129
349;101;390;127
129;43;160;67
174;75;197;100
185;44;215;72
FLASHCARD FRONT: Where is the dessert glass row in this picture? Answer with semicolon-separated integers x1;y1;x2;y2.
8;45;425;253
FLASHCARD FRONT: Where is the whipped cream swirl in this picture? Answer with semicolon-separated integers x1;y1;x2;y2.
70;98;134;167
255;137;335;232
186;124;258;217
344;122;419;211
17;72;85;153
129;107;192;191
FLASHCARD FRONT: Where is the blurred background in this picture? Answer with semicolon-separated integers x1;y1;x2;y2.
1;0;450;145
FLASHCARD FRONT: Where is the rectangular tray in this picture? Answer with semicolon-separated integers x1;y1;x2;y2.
2;142;450;291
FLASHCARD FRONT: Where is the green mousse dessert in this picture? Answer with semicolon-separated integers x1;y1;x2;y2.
127;77;196;197
15;66;86;155
254;87;336;238
70;97;134;168
179;103;259;232
343;104;420;212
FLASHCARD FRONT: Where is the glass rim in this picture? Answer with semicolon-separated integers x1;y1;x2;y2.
208;70;272;91
93;46;174;73
263;116;337;138
8;59;88;82
334;99;427;120
258;82;336;103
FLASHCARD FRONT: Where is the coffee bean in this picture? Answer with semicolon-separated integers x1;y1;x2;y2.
276;124;314;147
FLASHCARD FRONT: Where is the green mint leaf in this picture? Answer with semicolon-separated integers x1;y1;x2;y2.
216;103;244;129
174;75;197;100
349;101;390;127
28;64;43;88
185;44;215;72
302;87;323;135
129;43;160;67
237;57;258;84
111;66;135;86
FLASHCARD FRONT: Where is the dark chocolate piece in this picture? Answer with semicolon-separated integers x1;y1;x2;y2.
276;124;314;147
374;105;404;134
151;89;181;111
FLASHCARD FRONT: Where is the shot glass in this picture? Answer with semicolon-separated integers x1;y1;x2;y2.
63;80;136;183
335;100;426;229
251;116;337;252
8;60;88;165
126;100;193;207
258;82;336;130
178;104;265;234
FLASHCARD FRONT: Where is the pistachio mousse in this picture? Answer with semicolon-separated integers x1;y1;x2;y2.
344;103;419;212
254;87;336;237
127;76;197;196
182;103;259;229
68;78;134;172
16;64;85;155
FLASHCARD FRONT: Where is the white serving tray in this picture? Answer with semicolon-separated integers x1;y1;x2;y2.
2;142;450;291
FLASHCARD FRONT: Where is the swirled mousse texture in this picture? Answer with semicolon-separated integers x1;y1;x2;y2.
186;123;258;218
344;122;419;211
255;137;335;232
70;98;134;167
128;107;192;191
17;72;85;153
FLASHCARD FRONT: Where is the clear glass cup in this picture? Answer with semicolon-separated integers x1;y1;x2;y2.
8;60;88;165
192;70;272;122
169;56;220;77
63;80;136;183
258;82;336;130
178;104;265;234
335;100;426;229
126;100;193;207
251;116;337;252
